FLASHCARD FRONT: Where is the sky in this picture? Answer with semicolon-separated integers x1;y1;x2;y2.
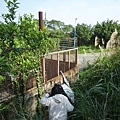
0;0;120;26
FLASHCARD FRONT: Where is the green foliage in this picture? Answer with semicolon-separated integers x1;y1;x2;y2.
70;48;120;120
63;24;73;37
48;29;65;38
46;19;73;39
78;45;101;54
2;0;20;23
44;18;120;47
76;23;92;46
0;0;57;119
0;0;57;76
92;19;120;47
0;75;4;86
47;19;64;30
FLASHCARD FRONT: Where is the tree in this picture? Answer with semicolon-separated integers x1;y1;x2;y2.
92;19;120;48
47;19;64;30
0;0;57;73
47;19;73;38
76;23;92;46
63;24;73;38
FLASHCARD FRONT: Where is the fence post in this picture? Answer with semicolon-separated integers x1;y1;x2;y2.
68;50;70;70
51;54;53;59
63;52;66;62
75;48;78;65
57;52;60;76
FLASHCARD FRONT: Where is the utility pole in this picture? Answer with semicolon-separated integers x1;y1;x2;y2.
74;18;77;48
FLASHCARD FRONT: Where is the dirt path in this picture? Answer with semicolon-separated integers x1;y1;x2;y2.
78;52;105;70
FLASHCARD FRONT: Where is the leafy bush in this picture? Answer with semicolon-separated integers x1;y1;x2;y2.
0;0;57;119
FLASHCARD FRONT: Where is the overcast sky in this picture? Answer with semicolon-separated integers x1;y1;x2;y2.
0;0;120;26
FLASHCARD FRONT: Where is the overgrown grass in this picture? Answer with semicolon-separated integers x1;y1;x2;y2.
78;45;101;54
69;48;120;120
0;101;44;120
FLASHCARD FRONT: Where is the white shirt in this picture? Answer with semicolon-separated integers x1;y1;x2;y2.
61;84;74;104
40;93;74;120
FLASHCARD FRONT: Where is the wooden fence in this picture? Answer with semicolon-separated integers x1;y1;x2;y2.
41;48;78;83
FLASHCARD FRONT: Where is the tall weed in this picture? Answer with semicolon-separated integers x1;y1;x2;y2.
69;49;120;120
